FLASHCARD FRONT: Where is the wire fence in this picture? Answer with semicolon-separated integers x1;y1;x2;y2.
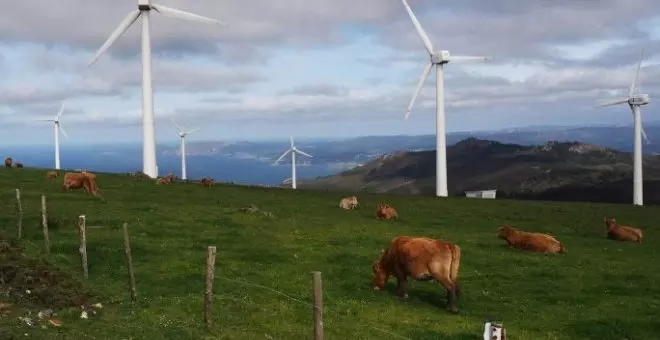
0;187;414;339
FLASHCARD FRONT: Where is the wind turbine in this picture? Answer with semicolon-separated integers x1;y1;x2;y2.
274;137;313;190
400;0;491;198
170;118;199;181
35;103;69;170
595;49;651;206
87;0;227;179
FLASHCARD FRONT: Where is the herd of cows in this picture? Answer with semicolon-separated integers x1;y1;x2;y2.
4;157;646;316
339;195;644;314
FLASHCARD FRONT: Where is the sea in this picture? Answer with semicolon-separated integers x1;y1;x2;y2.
1;145;344;186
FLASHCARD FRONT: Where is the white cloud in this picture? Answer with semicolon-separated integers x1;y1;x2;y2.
0;0;659;144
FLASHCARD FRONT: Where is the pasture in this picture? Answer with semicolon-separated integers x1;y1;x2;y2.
1;166;659;339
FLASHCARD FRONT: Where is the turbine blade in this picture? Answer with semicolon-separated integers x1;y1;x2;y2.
169;117;183;132
451;55;492;62
59;124;69;139
186;127;200;135
88;10;141;67
630;48;644;97
642;126;651;144
56;102;65;118
151;4;227;26
290;136;294;148
34;119;54;122
401;0;434;55
405;61;433;120
296;149;313;158
275;149;291;164
630;107;651;144
594;98;629;108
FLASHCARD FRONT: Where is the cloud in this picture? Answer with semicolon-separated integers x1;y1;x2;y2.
1;0;659;143
278;84;350;96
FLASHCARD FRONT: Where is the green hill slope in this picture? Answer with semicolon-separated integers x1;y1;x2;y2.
299;138;660;205
1;167;659;339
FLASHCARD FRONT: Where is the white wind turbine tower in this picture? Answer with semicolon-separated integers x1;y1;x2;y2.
274;137;313;190
35;103;69;170
170;118;199;181
595;49;651;206
87;0;227;179
400;0;491;198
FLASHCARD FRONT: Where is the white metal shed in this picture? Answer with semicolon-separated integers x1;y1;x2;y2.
464;189;497;199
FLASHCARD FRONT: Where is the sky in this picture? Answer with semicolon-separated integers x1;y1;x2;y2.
1;0;660;146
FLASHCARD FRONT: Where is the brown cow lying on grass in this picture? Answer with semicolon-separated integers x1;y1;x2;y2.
376;203;398;220
62;172;102;196
201;177;215;187
4;157;12;168
47;171;58;179
156;173;175;185
372;236;461;313
604;217;643;243
14;162;23;168
496;225;565;254
339;196;358;210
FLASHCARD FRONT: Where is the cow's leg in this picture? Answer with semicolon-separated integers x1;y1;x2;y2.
393;267;409;299
436;276;458;313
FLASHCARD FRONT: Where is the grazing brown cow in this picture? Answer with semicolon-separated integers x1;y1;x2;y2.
604;217;643;243
201;177;215;187
62;172;101;196
339;196;358;210
496;225;565;253
46;171;58;179
372;236;462;313
376;203;398;220
4;157;12;168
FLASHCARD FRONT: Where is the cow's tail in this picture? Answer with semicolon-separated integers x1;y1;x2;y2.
450;244;461;299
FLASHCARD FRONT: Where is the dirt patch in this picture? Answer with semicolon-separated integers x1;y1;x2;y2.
0;235;94;309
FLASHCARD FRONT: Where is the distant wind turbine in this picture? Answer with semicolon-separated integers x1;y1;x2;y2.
87;0;227;179
170;118;199;181
400;0;491;198
274;137;313;190
595;49;651;206
35;102;69;170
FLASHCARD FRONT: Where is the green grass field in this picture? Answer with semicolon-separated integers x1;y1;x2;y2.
1;167;659;339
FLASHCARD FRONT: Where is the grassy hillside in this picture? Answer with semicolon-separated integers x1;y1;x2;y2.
300;138;660;205
1;166;660;339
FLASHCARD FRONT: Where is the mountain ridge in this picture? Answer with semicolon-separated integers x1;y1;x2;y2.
299;137;660;205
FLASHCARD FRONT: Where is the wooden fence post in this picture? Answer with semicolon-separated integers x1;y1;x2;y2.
204;246;217;329
78;215;88;279
123;223;137;302
312;271;323;340
15;189;23;239
41;195;50;254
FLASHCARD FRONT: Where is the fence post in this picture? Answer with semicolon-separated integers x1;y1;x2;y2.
204;246;217;329
41;195;50;254
15;189;23;239
78;215;88;279
123;223;137;302
312;271;323;340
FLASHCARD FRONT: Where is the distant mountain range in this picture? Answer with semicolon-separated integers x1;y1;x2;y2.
298;138;660;205
158;123;660;164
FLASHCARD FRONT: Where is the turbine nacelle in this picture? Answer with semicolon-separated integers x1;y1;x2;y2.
138;0;151;7
630;94;650;106
431;50;451;64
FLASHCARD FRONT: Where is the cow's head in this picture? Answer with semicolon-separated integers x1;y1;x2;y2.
371;249;388;290
496;225;514;239
604;217;617;229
